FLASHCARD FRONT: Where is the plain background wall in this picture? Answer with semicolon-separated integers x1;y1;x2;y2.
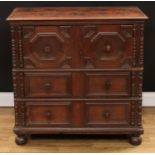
0;1;155;92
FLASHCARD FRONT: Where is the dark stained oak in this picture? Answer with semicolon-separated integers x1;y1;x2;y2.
7;7;148;145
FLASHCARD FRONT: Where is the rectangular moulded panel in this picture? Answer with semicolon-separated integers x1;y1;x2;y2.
26;102;72;127
24;72;72;98
84;72;131;97
85;101;131;127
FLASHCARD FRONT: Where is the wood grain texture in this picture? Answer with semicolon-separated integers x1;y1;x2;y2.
0;107;154;152
7;7;148;21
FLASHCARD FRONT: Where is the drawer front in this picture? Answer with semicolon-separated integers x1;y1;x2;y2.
84;72;131;97
24;72;72;98
81;25;133;69
85;101;130;127
26;102;72;127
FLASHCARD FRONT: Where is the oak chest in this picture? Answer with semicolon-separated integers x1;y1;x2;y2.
7;7;148;145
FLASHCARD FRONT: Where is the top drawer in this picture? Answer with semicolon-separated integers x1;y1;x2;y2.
20;25;133;69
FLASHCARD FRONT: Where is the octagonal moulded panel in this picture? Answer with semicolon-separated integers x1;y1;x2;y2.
30;33;64;61
81;25;133;69
23;26;74;69
91;32;126;61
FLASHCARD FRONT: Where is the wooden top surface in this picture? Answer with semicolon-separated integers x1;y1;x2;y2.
7;7;148;21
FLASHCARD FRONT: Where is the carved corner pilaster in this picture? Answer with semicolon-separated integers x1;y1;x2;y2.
11;25;24;69
137;100;142;127
130;100;142;127
12;72;25;98
11;25;17;68
132;24;138;67
14;101;25;127
19;72;24;97
17;26;24;68
12;72;18;98
138;72;143;97
139;24;144;66
130;101;136;126
131;72;136;97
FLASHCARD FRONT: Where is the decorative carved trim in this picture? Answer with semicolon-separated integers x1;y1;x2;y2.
82;26;97;38
130;101;136;126
130;100;142;127
18;26;24;68
15;101;25;126
137;101;142;126
138;72;143;97
23;26;34;39
11;26;17;68
132;24;137;67
139;24;144;66
19;72;24;97
61;57;72;69
120;25;132;38
120;56;132;68
131;72;136;97
59;26;72;39
83;57;95;69
25;58;36;69
12;72;18;97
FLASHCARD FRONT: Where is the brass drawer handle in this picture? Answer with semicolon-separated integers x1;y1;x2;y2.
103;111;111;119
44;45;51;54
105;44;112;53
104;80;111;91
45;111;53;120
44;82;52;92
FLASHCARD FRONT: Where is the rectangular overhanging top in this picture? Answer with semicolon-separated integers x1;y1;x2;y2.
7;7;148;21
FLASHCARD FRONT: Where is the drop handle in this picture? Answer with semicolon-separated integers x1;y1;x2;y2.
104;80;111;91
104;44;112;53
44;45;51;54
44;82;52;91
45;111;53;119
103;111;111;119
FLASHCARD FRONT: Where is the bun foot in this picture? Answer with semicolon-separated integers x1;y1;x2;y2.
15;134;28;145
129;135;142;145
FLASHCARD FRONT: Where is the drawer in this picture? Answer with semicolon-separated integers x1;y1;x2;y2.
26;102;72;127
81;25;133;69
85;101;130;127
24;72;72;98
84;72;131;97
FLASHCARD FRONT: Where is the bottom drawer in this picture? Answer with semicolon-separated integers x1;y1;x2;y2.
26;102;72;127
85;101;131;127
25;101;131;128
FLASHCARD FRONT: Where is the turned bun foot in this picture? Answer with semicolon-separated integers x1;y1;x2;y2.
129;135;142;145
15;134;28;145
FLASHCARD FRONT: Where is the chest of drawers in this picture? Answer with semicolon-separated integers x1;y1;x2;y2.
7;7;148;145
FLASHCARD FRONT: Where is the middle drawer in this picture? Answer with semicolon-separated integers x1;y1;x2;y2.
24;72;72;98
23;71;131;98
84;72;131;97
